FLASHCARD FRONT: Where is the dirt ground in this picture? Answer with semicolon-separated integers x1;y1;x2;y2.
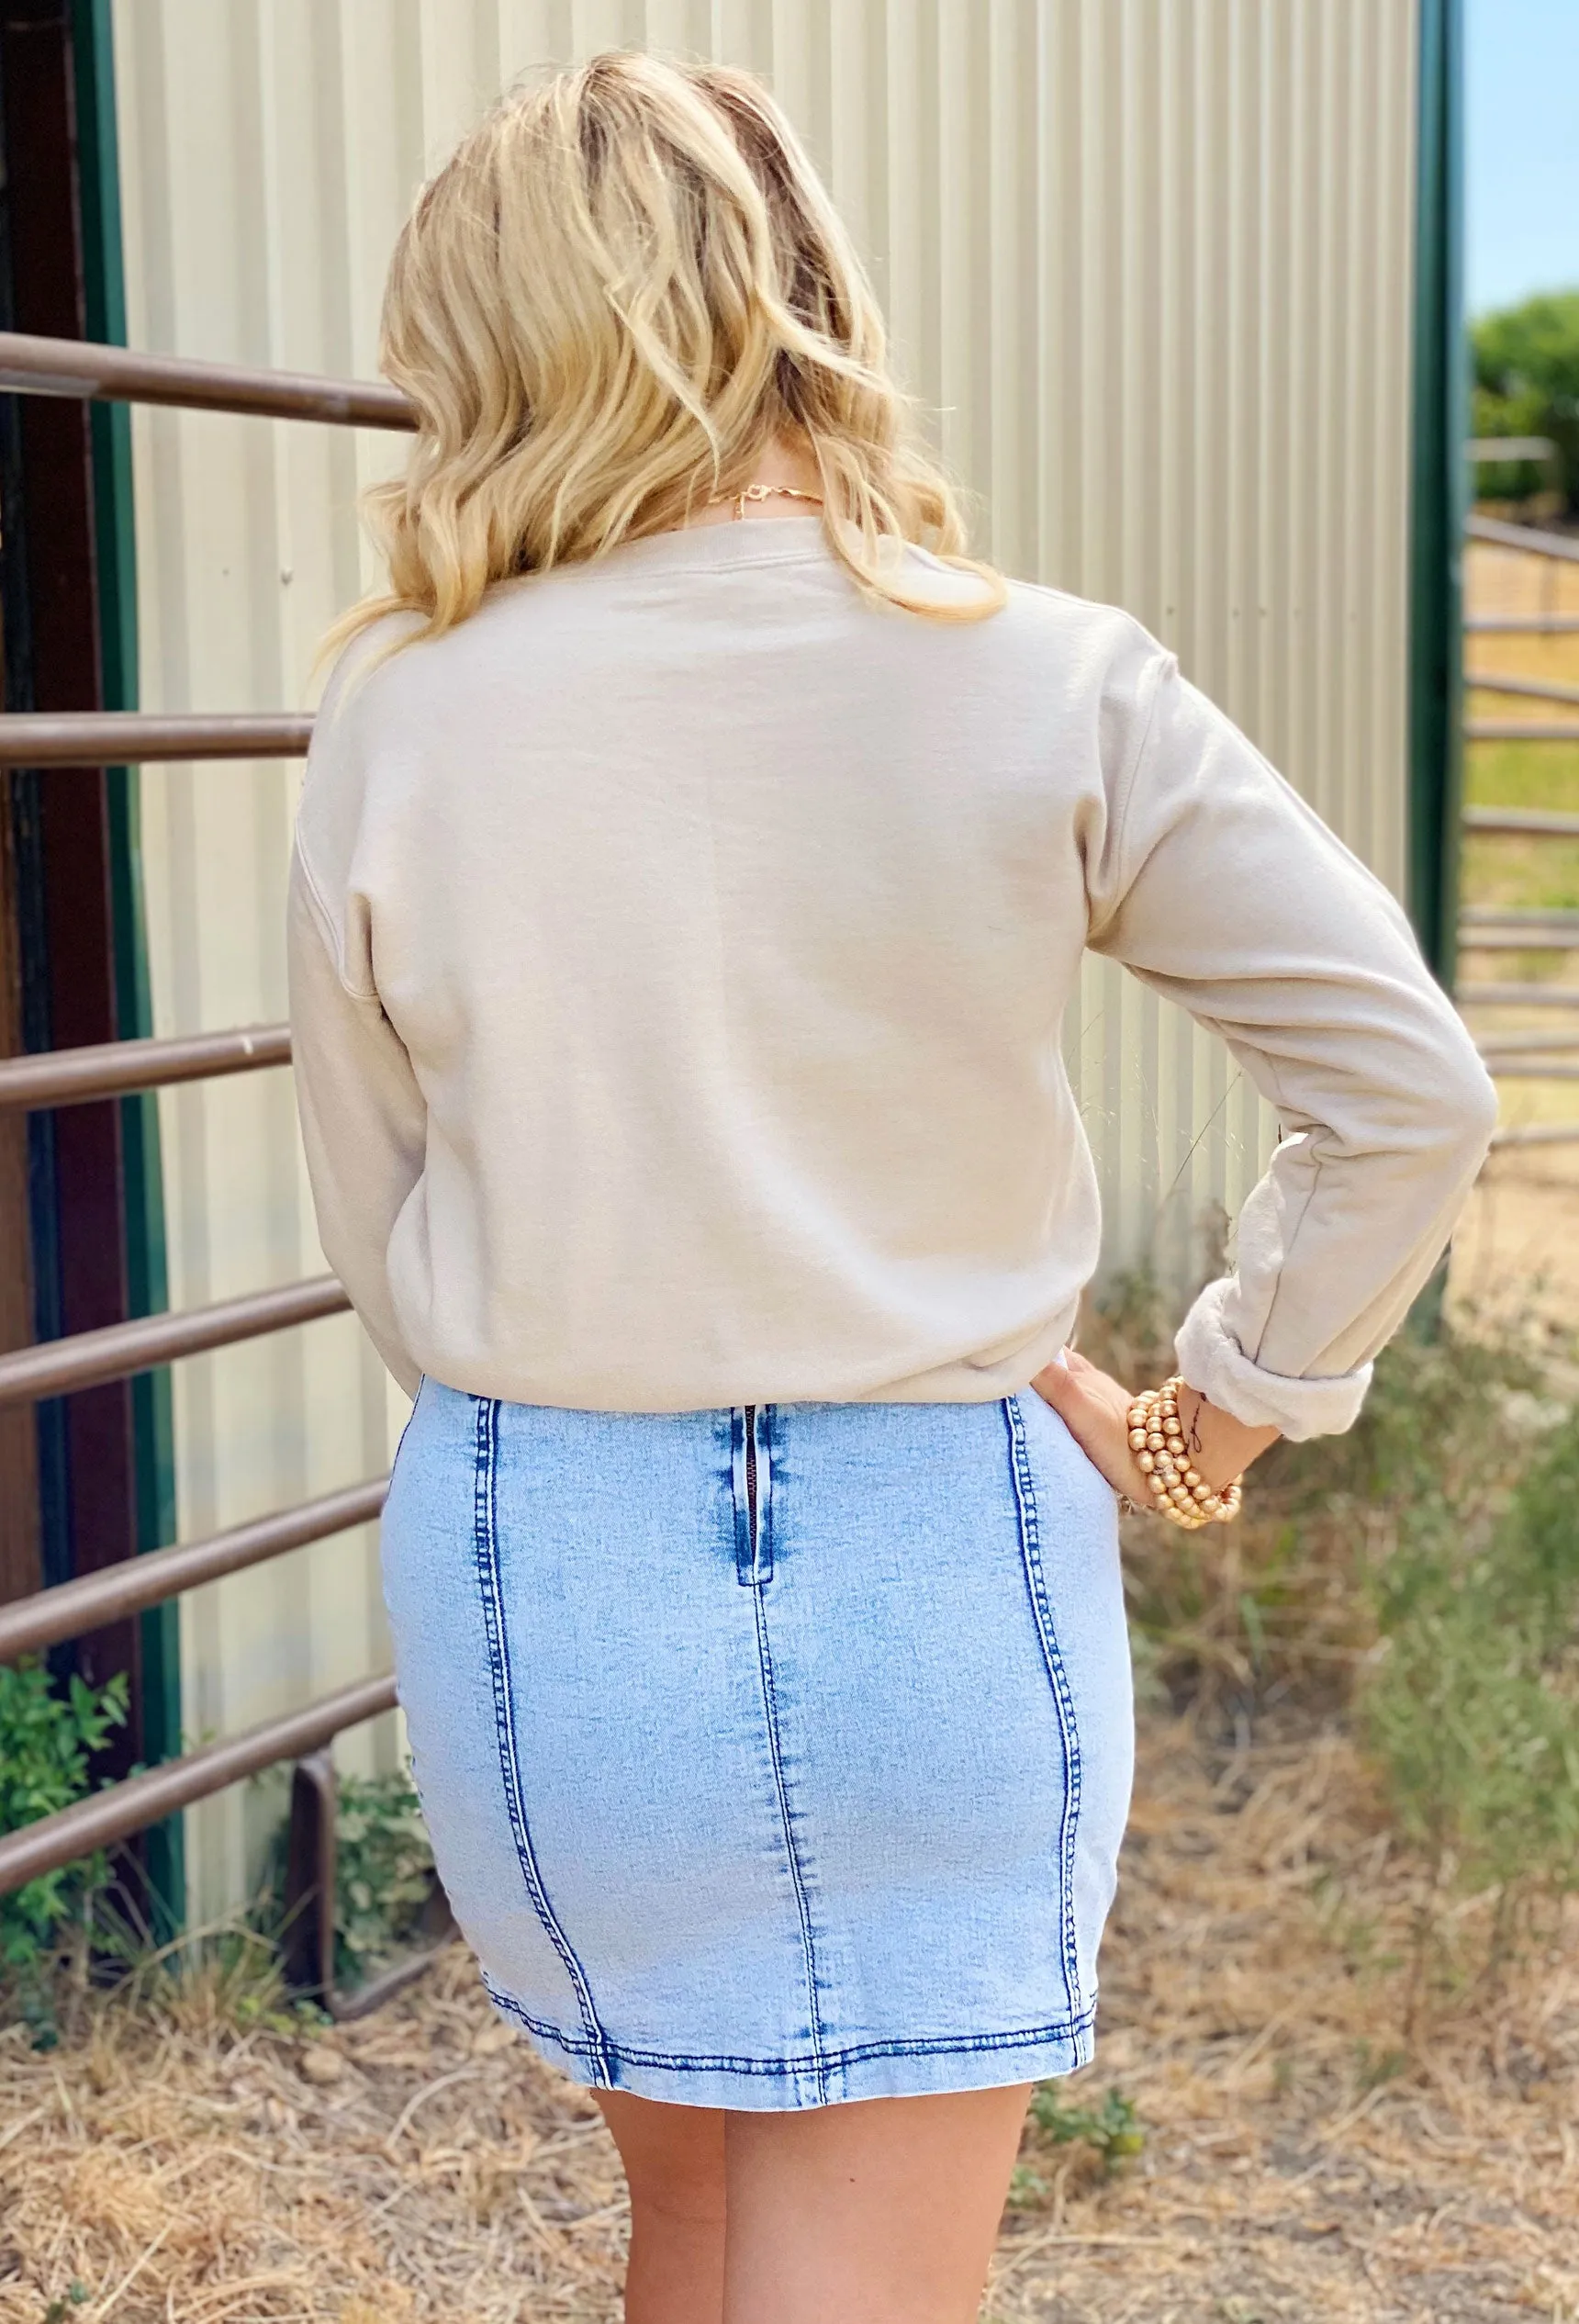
1450;1140;1579;1332
4;1711;1577;2324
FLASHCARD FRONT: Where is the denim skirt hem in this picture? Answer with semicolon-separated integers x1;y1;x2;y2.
381;1383;1135;2114
481;1973;1098;2109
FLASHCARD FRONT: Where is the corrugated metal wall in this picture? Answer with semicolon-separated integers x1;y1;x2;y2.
109;0;1422;1918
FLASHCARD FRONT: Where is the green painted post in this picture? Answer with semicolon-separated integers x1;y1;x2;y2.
1407;0;1468;986
71;0;185;1937
1405;0;1470;1344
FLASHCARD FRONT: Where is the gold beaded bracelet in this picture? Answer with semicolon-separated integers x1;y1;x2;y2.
1125;1374;1243;1531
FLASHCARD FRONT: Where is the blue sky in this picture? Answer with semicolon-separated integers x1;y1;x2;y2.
1467;0;1579;316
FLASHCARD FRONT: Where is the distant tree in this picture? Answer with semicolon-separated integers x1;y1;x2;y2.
1471;288;1579;514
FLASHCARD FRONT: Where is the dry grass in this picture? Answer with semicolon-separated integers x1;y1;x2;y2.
0;1942;626;2324
4;1714;1576;2324
991;1721;1579;2324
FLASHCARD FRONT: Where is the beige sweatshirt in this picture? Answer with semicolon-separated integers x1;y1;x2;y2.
286;517;1496;1437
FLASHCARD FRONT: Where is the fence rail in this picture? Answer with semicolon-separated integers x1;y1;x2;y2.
1466;616;1579;636
0;1480;386;1665
1476;1027;1579;1057
1467;513;1579;564
0;1024;289;1109
1459;981;1579;1007
1466;721;1579;743
0;327;413;430
0;1275;350;1409
1465;672;1579;710
1493;1122;1579;1148
1466;436;1558;464
1463;806;1579;839
1462;905;1579;927
0;1674;399;1897
0;711;312;765
1459;929;1579;951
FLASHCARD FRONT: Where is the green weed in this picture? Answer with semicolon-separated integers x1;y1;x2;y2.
1027;2083;1146;2170
38;2284;89;2322
1005;2162;1049;2206
331;1768;437;1991
0;1659;129;2037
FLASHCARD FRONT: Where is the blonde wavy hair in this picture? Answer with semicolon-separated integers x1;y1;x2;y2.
317;49;1002;679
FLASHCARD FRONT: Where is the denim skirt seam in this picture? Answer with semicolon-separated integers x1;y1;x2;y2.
383;1384;1130;2111
480;1970;1097;2081
1002;1393;1085;2021
472;1392;612;2085
748;1562;830;2100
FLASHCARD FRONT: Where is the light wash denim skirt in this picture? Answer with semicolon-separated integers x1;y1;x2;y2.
379;1379;1135;2110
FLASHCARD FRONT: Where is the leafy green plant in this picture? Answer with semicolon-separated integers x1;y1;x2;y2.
1028;2082;1146;2170
1472;288;1579;511
333;1768;437;1990
0;1658;129;2006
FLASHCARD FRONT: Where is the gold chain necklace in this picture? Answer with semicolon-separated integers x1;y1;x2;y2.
709;483;825;522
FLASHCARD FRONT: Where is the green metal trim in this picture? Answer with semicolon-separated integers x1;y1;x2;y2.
71;0;185;1937
1405;0;1468;1343
1406;0;1467;983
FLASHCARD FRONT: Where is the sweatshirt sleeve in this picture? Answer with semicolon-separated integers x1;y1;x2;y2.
1085;646;1498;1440
286;840;426;1399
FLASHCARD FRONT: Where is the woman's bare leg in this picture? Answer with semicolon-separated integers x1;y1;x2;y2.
597;2080;1029;2324
722;2082;1032;2324
596;2091;728;2324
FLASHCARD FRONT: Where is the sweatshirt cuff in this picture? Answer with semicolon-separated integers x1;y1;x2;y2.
1173;1277;1372;1440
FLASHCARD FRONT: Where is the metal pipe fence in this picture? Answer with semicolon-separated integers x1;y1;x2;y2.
1461;518;1579;1146
1467;616;1579;636
0;327;413;429
1460;930;1579;950
0;1024;289;1109
0;324;419;1982
0;1276;351;1409
0;1675;398;1897
1465;672;1579;709
0;325;412;1950
1468;513;1579;563
1459;981;1579;1007
1475;1027;1579;1057
1493;1122;1579;1148
0;711;312;764
0;1480;386;1665
1464;807;1579;838
1466;721;1579;743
